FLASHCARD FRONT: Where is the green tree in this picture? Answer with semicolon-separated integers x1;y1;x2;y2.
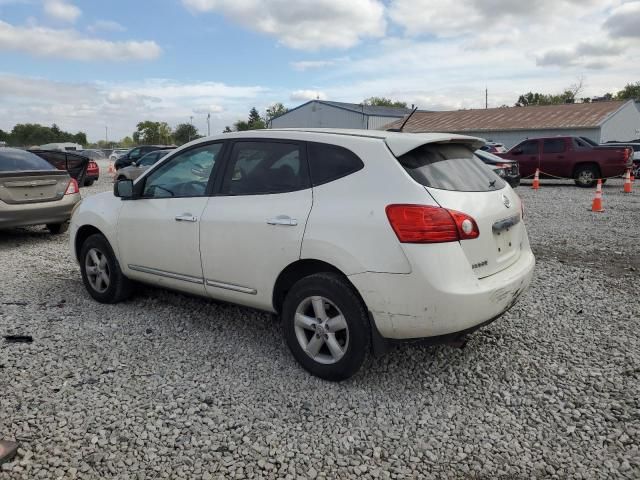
0;129;7;142
174;123;200;145
120;136;135;148
616;82;640;100
362;97;408;108
265;102;288;122
134;121;173;144
248;107;265;129
233;120;250;131
223;126;233;133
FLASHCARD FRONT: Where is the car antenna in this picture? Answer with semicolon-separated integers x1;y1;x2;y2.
387;106;418;132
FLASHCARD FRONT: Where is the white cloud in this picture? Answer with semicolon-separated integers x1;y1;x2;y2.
290;57;350;71
290;90;327;101
43;0;81;23
87;20;126;33
0;74;270;141
182;0;386;50
193;105;225;114
0;20;161;61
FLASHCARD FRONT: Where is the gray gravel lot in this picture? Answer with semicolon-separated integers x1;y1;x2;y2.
1;169;639;479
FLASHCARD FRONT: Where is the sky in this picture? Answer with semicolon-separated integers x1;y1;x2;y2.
0;0;639;142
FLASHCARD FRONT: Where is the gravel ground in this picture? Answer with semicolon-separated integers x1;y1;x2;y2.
1;169;638;479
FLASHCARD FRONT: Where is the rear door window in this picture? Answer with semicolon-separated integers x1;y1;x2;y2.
543;139;566;154
307;142;364;186
221;141;309;195
397;143;505;192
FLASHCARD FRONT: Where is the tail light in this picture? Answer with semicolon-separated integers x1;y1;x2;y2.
386;204;479;243
624;148;632;163
65;178;79;195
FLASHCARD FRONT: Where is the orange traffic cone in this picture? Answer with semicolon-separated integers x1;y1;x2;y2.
623;169;632;193
108;161;115;176
591;179;604;212
532;168;540;190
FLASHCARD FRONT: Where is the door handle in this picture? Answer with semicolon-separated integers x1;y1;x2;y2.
267;216;298;226
175;213;198;222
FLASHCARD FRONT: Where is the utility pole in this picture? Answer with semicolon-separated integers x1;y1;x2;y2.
485;88;488;109
105;126;108;145
207;113;211;136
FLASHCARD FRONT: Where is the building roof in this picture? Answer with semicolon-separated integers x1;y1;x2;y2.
383;100;631;133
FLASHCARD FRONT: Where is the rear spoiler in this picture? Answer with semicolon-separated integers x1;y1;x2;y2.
384;135;485;157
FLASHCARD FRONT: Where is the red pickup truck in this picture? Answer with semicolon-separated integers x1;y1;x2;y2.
497;136;633;187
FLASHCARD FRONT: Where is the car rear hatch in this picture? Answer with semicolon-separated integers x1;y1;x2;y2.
0;171;70;205
395;141;524;279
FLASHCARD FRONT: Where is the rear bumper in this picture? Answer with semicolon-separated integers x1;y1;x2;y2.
349;243;535;340
0;194;79;229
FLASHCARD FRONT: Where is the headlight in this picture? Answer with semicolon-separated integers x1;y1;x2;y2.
493;168;506;177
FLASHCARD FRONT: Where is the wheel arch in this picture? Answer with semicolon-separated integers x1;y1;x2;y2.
572;161;601;178
74;225;106;262
272;259;358;314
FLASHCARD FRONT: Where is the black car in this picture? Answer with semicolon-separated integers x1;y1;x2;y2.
475;149;520;188
29;150;89;186
115;145;175;170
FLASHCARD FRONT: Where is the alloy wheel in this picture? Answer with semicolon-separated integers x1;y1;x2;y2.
85;248;110;293
294;296;349;365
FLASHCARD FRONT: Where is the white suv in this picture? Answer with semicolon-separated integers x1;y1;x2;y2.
70;129;535;380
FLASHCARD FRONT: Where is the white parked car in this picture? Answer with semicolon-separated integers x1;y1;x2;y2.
109;149;129;162
70;129;535;380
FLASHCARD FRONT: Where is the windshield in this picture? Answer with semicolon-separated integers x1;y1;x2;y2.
398;143;505;192
0;148;56;172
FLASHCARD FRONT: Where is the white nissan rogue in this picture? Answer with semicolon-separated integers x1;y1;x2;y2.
70;129;535;380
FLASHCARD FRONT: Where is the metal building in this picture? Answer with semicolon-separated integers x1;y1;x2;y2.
268;100;411;130
383;100;640;148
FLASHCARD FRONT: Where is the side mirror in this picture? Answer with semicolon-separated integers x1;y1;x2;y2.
114;179;134;199
512;149;523;155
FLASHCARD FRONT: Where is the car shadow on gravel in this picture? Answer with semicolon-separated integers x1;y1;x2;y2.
0;227;59;248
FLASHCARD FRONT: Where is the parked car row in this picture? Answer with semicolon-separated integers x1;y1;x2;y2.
69;129;534;381
114;145;176;170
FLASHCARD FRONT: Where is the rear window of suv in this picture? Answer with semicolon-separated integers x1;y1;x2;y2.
397;143;505;192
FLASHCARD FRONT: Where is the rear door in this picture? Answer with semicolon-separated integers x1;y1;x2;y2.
199;140;313;310
397;143;524;279
539;138;567;177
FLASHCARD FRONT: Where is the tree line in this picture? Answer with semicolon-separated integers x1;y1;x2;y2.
515;81;640;107
0;123;87;148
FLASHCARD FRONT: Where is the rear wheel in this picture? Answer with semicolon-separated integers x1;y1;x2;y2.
84;179;95;186
80;233;134;303
574;165;599;188
47;222;69;234
282;273;370;381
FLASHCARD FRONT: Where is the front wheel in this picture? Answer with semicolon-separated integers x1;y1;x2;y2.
574;165;599;188
282;273;371;381
79;233;134;303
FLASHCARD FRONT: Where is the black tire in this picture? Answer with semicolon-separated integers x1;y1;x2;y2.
282;272;371;381
574;165;600;188
79;233;134;304
84;179;95;186
46;222;69;234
